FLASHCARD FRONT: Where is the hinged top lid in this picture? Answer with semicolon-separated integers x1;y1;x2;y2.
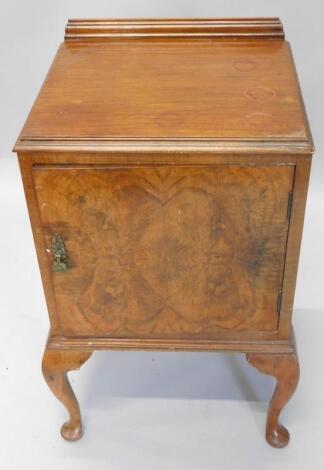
15;18;314;153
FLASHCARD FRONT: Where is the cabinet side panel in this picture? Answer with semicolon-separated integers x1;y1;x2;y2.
278;155;312;337
18;153;60;334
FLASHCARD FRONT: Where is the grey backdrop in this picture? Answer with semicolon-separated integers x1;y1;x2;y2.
1;2;323;469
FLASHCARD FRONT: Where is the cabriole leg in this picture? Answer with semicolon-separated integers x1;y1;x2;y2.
42;348;92;441
246;352;299;448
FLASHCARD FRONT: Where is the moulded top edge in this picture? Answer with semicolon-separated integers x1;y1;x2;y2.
14;137;315;155
64;17;284;40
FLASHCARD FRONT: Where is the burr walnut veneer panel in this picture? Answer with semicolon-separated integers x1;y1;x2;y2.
34;165;293;337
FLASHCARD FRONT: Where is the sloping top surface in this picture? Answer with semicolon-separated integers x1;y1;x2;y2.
16;18;313;152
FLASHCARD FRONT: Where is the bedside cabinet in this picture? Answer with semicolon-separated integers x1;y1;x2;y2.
15;18;314;448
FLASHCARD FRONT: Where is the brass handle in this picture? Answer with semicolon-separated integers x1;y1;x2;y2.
52;233;69;272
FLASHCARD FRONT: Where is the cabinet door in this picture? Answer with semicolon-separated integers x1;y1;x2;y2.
33;165;294;338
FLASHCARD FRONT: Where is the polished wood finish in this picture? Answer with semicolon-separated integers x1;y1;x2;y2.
64;18;285;40
42;348;92;441
15;18;314;446
247;351;299;448
18;150;309;353
33;165;293;338
15;19;312;153
18;38;308;140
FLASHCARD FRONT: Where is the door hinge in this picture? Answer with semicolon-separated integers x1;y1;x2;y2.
276;290;283;315
287;191;293;221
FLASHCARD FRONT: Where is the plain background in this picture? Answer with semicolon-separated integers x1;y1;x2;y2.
0;1;323;469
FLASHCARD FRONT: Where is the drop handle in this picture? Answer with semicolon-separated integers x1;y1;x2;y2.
51;233;69;272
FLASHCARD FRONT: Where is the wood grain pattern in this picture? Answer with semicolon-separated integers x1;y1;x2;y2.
16;32;311;149
278;157;312;336
42;348;92;441
22;151;300;165
65;18;284;40
47;333;296;354
247;351;299;448
18;151;310;349
33;165;293;338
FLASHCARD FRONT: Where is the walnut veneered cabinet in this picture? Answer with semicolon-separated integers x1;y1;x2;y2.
15;18;314;448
